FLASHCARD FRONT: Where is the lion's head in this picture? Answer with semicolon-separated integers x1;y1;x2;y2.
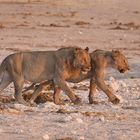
73;47;91;74
112;50;130;73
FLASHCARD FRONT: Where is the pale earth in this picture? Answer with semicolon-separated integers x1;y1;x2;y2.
0;0;140;140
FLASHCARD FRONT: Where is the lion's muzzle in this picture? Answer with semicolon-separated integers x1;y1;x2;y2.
81;66;91;74
119;66;130;73
119;69;126;73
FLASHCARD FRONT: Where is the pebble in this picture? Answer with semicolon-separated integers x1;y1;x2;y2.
79;136;85;140
64;116;73;122
57;116;73;123
119;80;127;88
0;128;3;133
71;130;77;134
99;116;105;122
76;118;83;123
116;95;124;103
43;134;50;140
79;31;83;34
14;103;28;111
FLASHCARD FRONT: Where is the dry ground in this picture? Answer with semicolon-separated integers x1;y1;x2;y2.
0;0;140;140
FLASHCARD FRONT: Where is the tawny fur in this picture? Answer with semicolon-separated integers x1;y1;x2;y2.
26;49;129;105
0;47;91;105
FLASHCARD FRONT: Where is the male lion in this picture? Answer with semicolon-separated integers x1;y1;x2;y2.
26;49;129;105
0;47;91;105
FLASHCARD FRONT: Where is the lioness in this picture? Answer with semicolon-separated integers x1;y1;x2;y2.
0;47;91;105
26;49;129;105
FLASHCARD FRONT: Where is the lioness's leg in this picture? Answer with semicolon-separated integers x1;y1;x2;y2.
95;78;120;104
29;84;43;106
0;72;12;92
29;80;53;106
54;78;81;104
95;68;120;104
22;83;36;93
89;78;98;104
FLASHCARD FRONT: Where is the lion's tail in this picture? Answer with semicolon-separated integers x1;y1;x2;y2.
0;60;7;79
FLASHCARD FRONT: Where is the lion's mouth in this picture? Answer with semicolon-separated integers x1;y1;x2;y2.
81;67;91;74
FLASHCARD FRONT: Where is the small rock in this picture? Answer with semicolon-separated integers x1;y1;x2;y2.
76;118;83;123
79;31;83;34
99;116;105;122
14;103;38;112
109;76;115;82
43;134;49;140
116;95;124;103
79;136;85;140
0;128;3;133
119;80;127;88
15;129;24;134
7;108;23;115
71;130;77;134
64;116;73;122
57;116;73;123
14;103;28;111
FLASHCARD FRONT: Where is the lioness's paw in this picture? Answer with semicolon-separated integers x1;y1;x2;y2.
110;97;120;104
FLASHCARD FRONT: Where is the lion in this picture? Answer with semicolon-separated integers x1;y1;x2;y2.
26;49;129;105
0;47;91;105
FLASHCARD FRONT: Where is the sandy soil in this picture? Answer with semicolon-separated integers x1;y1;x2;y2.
0;0;140;140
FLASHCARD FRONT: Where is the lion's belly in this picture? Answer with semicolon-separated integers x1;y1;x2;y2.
66;70;87;83
24;72;53;83
67;71;91;83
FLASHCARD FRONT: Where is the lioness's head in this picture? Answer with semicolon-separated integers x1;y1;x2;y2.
73;47;91;74
112;50;130;73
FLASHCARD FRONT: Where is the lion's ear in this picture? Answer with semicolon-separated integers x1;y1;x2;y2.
112;49;120;57
74;47;81;55
85;47;89;52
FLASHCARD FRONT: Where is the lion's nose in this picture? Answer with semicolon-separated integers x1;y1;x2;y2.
82;66;91;73
120;69;125;73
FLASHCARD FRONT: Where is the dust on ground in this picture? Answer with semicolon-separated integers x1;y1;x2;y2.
0;0;140;140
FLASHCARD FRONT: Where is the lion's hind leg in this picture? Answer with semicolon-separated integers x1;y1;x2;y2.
0;71;11;93
29;84;43;106
89;78;99;104
29;80;53;106
13;75;30;106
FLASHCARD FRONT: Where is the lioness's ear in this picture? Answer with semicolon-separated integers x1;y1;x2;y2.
85;47;89;52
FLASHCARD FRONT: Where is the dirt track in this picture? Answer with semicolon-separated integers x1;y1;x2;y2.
0;0;140;140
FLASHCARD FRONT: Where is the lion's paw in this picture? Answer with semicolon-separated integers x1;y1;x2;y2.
110;97;120;104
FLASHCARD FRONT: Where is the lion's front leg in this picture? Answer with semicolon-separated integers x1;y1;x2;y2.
54;77;81;105
28;84;43;106
89;78;98;104
53;87;64;105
